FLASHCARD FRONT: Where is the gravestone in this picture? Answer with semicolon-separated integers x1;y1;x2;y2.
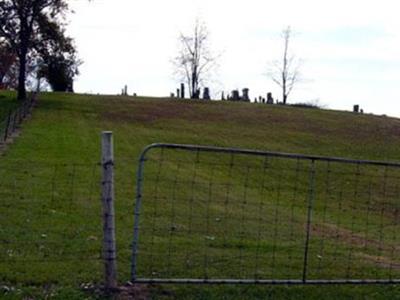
203;87;211;100
192;89;200;99
180;83;185;98
221;91;225;100
267;92;274;104
242;88;250;101
177;89;180;98
231;90;240;101
353;105;360;113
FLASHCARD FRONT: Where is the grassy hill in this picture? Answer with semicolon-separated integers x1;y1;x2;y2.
1;91;400;299
3;92;400;163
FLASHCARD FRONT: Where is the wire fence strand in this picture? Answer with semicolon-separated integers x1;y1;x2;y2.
132;144;400;284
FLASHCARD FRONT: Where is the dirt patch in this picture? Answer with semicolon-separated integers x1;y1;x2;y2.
115;283;151;300
355;252;400;270
311;223;399;252
100;98;400;144
101;99;311;127
82;283;151;300
312;223;400;271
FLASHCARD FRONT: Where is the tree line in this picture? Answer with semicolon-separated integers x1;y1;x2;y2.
0;2;301;104
0;0;81;100
174;20;302;105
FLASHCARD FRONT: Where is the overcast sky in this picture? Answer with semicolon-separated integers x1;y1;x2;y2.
67;0;400;117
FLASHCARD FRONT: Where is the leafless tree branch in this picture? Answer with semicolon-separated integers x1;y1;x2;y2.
173;19;218;99
267;26;302;104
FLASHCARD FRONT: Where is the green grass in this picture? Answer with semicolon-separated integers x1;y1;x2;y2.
0;91;18;120
1;91;400;299
0;91;19;138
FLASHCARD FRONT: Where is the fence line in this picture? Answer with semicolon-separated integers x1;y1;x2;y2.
0;92;37;144
131;143;400;285
0;158;140;287
2;137;400;288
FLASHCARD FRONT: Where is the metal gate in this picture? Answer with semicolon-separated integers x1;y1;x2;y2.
131;144;400;284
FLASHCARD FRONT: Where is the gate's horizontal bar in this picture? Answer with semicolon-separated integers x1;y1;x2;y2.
140;143;400;167
131;278;400;285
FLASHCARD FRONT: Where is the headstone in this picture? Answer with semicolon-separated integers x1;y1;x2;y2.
221;91;225;100
133;93;137;97
267;92;274;104
192;89;200;99
231;90;240;101
124;85;128;96
353;105;360;113
254;97;258;103
170;93;175;98
203;87;211;100
242;88;250;101
180;83;185;98
360;109;364;114
262;98;266;104
177;89;180;98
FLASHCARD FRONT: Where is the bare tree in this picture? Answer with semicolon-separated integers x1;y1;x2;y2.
268;26;301;105
173;19;218;99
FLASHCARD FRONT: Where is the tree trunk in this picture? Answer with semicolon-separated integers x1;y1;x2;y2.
191;70;197;99
17;48;27;101
282;83;287;105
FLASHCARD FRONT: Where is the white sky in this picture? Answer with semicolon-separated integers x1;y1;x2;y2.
67;0;400;117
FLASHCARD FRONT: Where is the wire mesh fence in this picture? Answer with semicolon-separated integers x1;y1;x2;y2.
0;93;36;144
2;142;400;287
0;154;139;287
131;144;400;284
0;163;104;284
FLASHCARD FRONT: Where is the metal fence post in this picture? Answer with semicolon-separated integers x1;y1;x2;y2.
302;159;316;283
11;111;17;132
3;110;11;142
101;131;118;290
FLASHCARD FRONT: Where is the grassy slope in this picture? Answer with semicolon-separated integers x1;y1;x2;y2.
1;91;400;299
4;92;400;163
0;92;19;138
0;91;18;119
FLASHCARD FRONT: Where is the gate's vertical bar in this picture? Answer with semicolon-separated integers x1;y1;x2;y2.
131;148;147;282
302;159;316;283
101;131;118;290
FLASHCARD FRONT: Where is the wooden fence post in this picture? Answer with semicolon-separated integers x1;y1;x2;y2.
101;131;118;290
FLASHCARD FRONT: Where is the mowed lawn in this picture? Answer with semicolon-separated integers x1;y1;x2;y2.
1;91;400;299
0;91;19;119
0;92;19;139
